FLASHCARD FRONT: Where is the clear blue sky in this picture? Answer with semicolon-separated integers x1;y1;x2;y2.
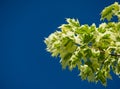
1;0;120;89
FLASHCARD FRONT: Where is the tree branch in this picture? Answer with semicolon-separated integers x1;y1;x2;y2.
110;54;120;56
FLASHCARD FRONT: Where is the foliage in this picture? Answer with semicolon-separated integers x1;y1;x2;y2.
44;2;120;86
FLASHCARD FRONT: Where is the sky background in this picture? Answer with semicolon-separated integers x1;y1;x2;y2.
1;0;120;89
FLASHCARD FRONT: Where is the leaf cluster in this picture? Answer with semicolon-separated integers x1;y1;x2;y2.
44;2;120;86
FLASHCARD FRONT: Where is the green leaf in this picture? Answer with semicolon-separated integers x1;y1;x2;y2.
75;25;89;34
101;2;120;21
60;53;72;69
83;34;93;43
101;5;113;21
66;18;80;27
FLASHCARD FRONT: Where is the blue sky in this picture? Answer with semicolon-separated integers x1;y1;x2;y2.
1;0;120;89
